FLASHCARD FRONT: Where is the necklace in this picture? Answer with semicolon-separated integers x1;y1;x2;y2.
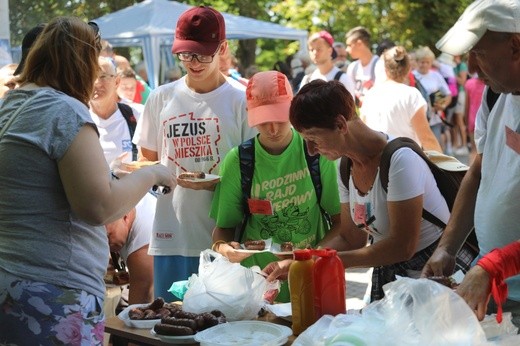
352;165;378;197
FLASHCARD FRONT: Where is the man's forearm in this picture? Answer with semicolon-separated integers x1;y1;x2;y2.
439;154;482;255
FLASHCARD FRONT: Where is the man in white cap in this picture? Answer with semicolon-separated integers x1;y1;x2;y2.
422;0;520;327
132;6;256;300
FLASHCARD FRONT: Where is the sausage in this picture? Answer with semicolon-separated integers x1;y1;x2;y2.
201;312;219;329
161;317;198;331
171;310;199;320
128;308;145;320
143;309;158;320
178;171;206;180
244;240;266;251
154;323;195;336
147;297;165;311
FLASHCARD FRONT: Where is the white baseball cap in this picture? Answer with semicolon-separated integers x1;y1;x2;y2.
436;0;520;55
425;151;469;172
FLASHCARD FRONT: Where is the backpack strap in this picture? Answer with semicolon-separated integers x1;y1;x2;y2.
352;60;359;80
236;137;329;241
333;71;345;82
379;137;447;229
339;156;351;190
304;142;331;226
370;56;379;82
117;102;138;161
304;143;322;201
236;137;255;242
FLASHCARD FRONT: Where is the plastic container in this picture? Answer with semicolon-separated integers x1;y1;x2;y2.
313;248;346;318
289;249;316;335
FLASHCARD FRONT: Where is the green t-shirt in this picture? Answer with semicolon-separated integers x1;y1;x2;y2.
454;62;468;93
210;130;340;302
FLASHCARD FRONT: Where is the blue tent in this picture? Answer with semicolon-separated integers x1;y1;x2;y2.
94;0;308;88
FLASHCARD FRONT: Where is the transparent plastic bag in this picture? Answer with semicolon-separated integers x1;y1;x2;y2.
294;277;490;345
182;249;267;321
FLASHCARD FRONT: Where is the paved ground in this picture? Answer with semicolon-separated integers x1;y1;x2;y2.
345;267;371;310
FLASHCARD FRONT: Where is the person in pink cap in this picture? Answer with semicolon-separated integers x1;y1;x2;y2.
133;5;257;301
299;30;355;97
209;71;340;302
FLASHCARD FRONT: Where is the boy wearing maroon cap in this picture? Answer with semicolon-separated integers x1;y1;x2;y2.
299;30;355;98
133;6;257;300
209;71;340;302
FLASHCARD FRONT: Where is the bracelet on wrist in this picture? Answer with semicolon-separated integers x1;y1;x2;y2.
211;240;227;252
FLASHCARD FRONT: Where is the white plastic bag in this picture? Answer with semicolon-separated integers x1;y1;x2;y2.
182;250;267;321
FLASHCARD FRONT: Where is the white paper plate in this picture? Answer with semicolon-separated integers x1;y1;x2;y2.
194;321;292;346
117;303;160;329
150;329;196;344
182;173;221;183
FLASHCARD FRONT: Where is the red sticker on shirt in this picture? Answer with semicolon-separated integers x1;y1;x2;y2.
353;203;366;224
248;199;273;215
505;126;520;155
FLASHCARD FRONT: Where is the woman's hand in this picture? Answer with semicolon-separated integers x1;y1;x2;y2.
262;259;293;282
147;164;176;194
455;265;491;321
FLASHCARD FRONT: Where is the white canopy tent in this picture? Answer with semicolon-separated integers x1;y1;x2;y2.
94;0;308;88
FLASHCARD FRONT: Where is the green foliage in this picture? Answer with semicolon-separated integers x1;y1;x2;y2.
8;0;138;45
9;0;475;71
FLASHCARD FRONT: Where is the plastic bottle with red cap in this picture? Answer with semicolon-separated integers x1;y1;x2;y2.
288;249;316;335
313;248;346;318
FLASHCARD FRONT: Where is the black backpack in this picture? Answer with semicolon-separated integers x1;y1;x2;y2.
339;137;479;256
235;137;327;242
117;102;138;161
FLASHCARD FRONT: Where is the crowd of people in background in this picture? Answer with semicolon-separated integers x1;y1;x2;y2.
1;0;520;343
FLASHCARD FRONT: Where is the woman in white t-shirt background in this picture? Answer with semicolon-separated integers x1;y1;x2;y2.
361;46;442;152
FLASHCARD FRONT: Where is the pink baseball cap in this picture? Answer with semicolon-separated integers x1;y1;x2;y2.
172;6;225;56
308;30;338;59
246;71;293;127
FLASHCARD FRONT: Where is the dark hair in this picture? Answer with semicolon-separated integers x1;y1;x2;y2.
376;38;395;56
289;80;356;131
17;17;101;106
273;60;292;80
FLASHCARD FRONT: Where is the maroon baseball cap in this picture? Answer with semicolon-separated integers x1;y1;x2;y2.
172;6;226;56
308;30;338;60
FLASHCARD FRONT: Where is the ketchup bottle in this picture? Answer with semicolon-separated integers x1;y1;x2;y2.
313;248;346;318
288;249;316;335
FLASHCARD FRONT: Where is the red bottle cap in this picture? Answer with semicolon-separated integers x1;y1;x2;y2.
293;249;312;260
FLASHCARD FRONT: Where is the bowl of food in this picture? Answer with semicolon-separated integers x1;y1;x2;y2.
117;298;179;329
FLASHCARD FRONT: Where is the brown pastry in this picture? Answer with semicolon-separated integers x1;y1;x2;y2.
280;242;293;252
244;240;266;251
428;276;457;289
178;171;206;180
121;160;159;172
